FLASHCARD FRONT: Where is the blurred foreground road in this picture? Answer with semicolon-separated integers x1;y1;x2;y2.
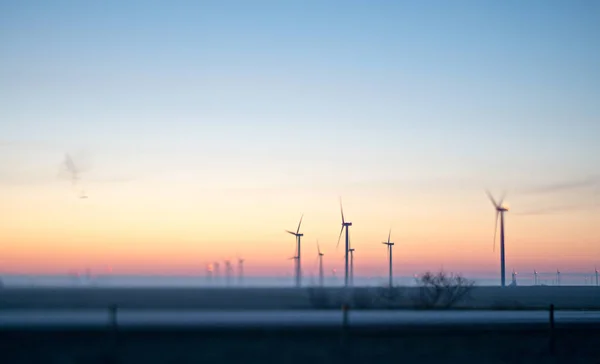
1;309;600;329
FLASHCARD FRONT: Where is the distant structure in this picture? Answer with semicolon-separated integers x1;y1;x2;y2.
556;269;561;286
224;260;233;286
286;215;304;288
595;267;599;287
213;262;220;284
206;264;213;282
487;191;510;287
382;229;395;288
238;258;244;286
349;248;356;286
510;269;517;286
534;269;538;286
337;199;353;288
316;241;324;287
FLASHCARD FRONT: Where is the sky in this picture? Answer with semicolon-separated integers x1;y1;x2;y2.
1;0;599;280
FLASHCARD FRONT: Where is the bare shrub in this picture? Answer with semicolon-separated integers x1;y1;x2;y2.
413;271;474;309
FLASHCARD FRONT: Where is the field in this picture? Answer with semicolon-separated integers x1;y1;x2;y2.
2;287;600;363
1;286;599;310
1;325;600;363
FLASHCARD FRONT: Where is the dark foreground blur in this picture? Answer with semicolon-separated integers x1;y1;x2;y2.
1;325;599;364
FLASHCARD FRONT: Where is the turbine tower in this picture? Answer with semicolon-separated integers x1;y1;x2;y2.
286;214;304;288
511;269;518;286
556;269;561;286
317;241;324;287
487;191;509;287
349;248;356;287
382;229;394;288
595;267;598;287
337;199;353;288
534;269;538;286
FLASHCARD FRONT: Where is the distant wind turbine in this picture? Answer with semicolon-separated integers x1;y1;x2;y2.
206;264;213;281
556;269;561;286
337;199;353;288
382;229;394;288
317;241;324;287
213;262;220;284
286;214;304;288
487;191;509;287
534;269;538;286
238;258;245;286
224;260;232;286
511;269;517;286
595;267;598;287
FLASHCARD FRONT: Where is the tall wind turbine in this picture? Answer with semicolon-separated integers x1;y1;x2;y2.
382;229;394;288
337;199;353;288
349;248;356;287
286;215;304;288
487;191;509;287
317;241;324;287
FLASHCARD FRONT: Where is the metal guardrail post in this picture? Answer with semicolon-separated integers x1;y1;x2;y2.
110;305;118;331
549;304;555;355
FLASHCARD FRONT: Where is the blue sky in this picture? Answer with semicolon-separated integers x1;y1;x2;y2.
2;1;598;188
1;1;599;276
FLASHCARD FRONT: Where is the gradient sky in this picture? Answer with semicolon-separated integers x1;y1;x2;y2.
1;1;599;278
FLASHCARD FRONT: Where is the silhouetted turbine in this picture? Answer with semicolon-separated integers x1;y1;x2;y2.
286;214;304;287
382;229;394;288
487;191;509;287
337;199;352;288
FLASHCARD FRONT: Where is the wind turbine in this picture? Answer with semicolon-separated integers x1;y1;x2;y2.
224;260;232;286
595;267;598;287
487;191;509;287
238;258;245;286
337;199;353;288
286;215;304;288
382;229;394;288
511;269;517;286
206;264;213;282
317;241;324;287
534;269;538;286
556;269;561;286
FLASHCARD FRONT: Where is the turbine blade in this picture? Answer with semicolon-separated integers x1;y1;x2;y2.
340;197;345;224
286;230;296;236
387;228;391;244
296;214;304;234
317;240;321;255
493;211;499;252
486;190;499;208
498;191;507;208
336;226;344;249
